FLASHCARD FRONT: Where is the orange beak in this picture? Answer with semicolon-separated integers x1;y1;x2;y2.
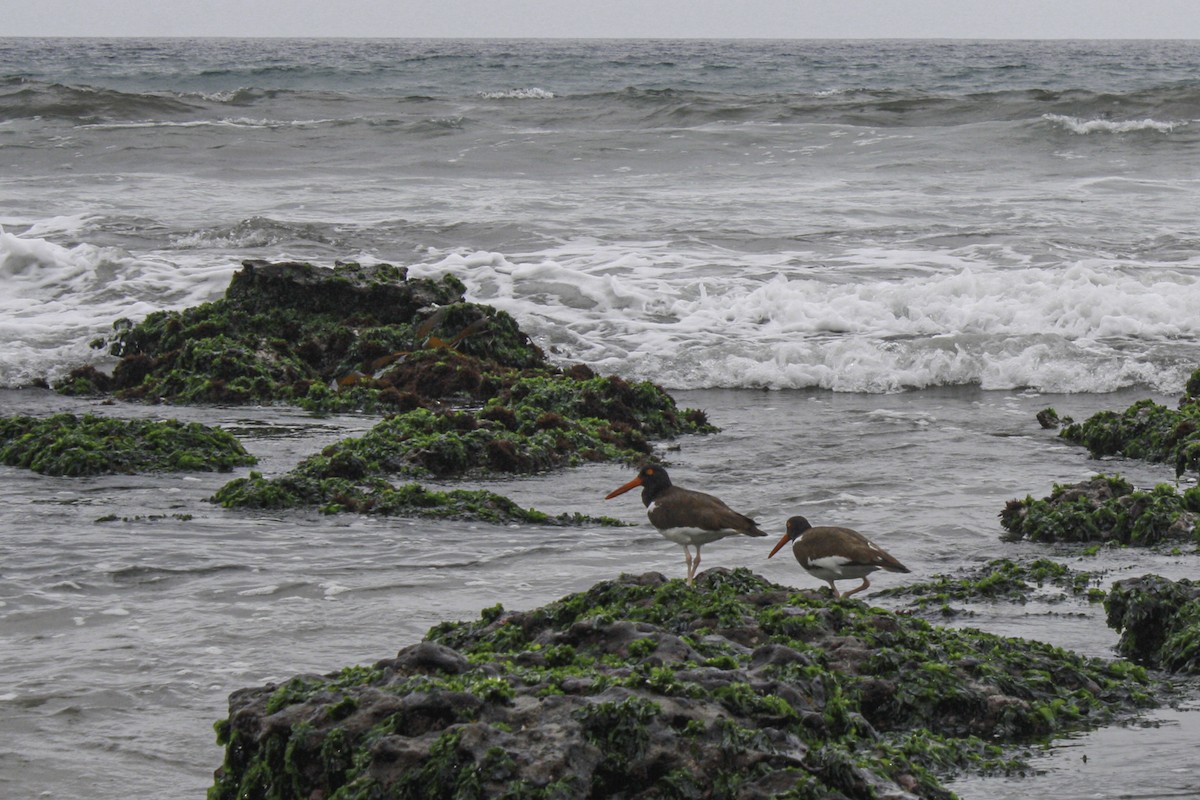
767;531;792;559
605;475;643;500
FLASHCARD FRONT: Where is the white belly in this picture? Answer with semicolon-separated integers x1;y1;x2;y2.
658;526;735;547
802;555;877;581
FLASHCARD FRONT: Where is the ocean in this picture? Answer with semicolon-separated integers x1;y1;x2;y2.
1;38;1199;798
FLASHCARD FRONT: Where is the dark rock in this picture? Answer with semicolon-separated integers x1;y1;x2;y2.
210;569;1158;800
999;475;1200;546
1105;574;1200;673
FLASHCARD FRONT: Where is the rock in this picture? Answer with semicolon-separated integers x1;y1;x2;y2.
999;474;1200;546
48;259;716;524
0;412;255;476
209;568;1158;800
1105;574;1200;673
1053;369;1200;477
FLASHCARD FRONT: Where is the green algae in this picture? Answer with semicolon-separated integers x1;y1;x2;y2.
210;569;1158;800
873;558;1104;610
0;413;256;476
54;259;717;524
1105;575;1200;674
57;260;537;411
210;373;712;521
1055;369;1200;477
999;473;1200;547
212;470;622;526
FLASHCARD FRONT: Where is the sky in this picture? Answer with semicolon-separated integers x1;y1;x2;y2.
4;0;1200;39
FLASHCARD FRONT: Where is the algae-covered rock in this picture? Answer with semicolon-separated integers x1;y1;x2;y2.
0;413;255;476
1055;370;1200;477
1105;575;1200;674
213;470;621;526
999;474;1200;546
874;558;1105;612
52;259;718;523
211;371;714;519
56;259;542;410
209;569;1156;800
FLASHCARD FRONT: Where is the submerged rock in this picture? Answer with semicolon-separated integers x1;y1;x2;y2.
0;412;255;476
1105;575;1200;674
873;557;1106;613
999;474;1200;546
209;569;1156;800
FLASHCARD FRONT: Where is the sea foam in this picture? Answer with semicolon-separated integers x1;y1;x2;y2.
412;249;1200;394
1042;113;1185;135
0;229;234;387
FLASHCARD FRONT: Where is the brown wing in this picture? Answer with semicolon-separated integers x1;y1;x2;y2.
649;485;767;536
803;527;910;573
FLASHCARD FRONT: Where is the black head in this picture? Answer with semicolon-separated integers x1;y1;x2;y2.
605;464;672;506
769;515;813;559
786;516;812;539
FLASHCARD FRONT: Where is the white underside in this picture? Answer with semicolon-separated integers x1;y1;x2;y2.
803;555;878;581
658;526;736;547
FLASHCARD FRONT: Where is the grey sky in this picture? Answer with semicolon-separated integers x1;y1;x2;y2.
4;0;1200;39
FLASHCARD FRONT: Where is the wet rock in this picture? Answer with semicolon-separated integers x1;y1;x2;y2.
51;259;716;523
999;474;1200;546
0;412;255;476
1052;369;1200;477
210;568;1158;800
1105;574;1200;673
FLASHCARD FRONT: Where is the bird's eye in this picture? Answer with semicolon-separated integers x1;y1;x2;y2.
645;467;655;476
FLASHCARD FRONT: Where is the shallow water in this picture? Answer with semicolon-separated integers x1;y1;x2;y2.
1;385;1197;798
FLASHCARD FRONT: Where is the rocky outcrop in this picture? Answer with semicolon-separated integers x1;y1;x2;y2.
1049;368;1200;477
999;473;1200;546
49;259;715;523
57;259;538;409
1105;575;1200;674
0;412;255;476
210;569;1157;800
872;557;1105;612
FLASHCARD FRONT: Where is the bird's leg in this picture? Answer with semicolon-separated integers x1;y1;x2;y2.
826;580;841;599
691;545;702;582
841;577;871;598
682;546;695;585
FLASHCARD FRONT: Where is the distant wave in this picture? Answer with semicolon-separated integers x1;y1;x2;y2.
171;216;344;250
1042;113;1185;134
0;78;200;121
8;73;1200;131
478;87;555;100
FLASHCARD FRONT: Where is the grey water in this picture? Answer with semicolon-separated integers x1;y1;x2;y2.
3;37;1200;798
1;385;1198;798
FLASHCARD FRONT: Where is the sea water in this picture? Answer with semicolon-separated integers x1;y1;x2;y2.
1;38;1199;798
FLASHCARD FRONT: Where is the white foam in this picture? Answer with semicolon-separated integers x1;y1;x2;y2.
478;88;555;100
5;222;1197;395
1043;114;1185;135
0;229;234;387
411;248;1200;394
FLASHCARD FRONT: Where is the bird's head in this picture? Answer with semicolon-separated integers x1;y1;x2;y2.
768;515;812;558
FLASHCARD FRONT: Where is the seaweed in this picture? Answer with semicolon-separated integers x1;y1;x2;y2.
999;474;1200;547
0;413;256;476
1054;368;1200;477
209;569;1158;800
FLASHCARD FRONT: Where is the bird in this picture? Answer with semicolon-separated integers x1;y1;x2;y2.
605;465;767;585
768;515;910;598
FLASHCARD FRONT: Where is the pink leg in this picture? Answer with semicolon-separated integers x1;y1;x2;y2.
841;577;871;598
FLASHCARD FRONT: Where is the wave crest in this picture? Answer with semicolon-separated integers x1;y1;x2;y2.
1042;113;1185;135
